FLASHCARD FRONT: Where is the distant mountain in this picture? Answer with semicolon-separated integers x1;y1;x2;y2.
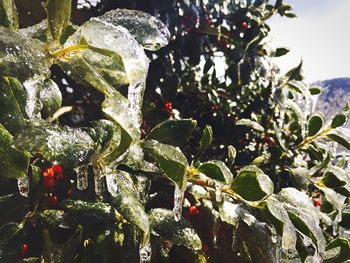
314;77;350;128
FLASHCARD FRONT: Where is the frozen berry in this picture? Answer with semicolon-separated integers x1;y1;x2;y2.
241;21;250;29
52;165;63;175
43;177;55;189
189;206;200;216
313;197;321;207
164;101;173;111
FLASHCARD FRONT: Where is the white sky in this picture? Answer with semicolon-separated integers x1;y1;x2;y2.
268;0;350;82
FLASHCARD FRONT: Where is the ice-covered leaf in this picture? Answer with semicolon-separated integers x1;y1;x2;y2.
226;145;236;168
307;114;323;137
0;222;25;263
40;209;64;229
44;0;72;42
274;47;289;57
198;160;233;183
62;199;116;230
143;140;188;189
326;128;350;150
0;0;19;31
145;119;196;147
19;20;47;42
236;118;264;132
0;193;28;225
0;124;30;179
325;238;350;263
102;95;140;139
14;121;94;168
330;113;348;129
96;9;170;51
0;26;52;82
321;166;350;196
230;165;273;201
148;208;202;251
106;170;150;246
262;196;297;257
218;201;240;226
275;188;325;257
193;124;212;164
0;77;26;133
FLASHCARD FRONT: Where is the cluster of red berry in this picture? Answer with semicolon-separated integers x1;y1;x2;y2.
164;101;174;117
42;164;64;206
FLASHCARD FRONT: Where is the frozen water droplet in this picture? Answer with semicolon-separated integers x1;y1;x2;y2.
128;82;146;130
17;176;29;197
173;184;185;221
94;173;106;196
75;166;89;190
215;184;223;202
139;242;152;263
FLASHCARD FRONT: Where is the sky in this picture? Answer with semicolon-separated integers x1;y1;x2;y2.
268;0;350;82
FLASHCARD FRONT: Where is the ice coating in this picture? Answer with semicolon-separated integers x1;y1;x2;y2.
75;166;89;190
173;184;185;221
0;26;51;82
97;9;170;51
17;176;29;197
139;242;152;263
65;19;149;130
18;20;47;41
23;78;43;119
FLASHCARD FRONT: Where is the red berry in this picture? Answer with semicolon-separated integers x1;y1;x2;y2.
47;194;58;206
189;206;200;216
19;243;28;258
52;165;63;175
241;21;249;29
164;101;173;111
43;177;55;189
313;197;321;207
211;105;219;111
43;167;54;178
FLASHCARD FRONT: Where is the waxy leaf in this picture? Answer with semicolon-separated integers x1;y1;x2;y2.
308;114;324;137
230;166;273;201
145;119;196;146
0;124;30;179
198;160;233;183
0;0;19;31
148;208;202;250
143;140;188;189
14;121;94;168
331;113;348;129
44;0;72;42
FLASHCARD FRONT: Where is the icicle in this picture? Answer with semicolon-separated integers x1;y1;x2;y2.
75;166;88;190
17;176;29;197
215;184;223;202
232;227;238;253
128;82;146;130
139;242;152;263
173;184;185;221
94;173;106;196
332;210;342;236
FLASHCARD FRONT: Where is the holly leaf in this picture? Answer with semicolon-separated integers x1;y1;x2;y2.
198;160;233;184
145;119;197;146
0;0;19;31
230;166;273;201
44;0;72;42
148;208;202;251
143;140;188;189
0;124;30;179
307;114;324;137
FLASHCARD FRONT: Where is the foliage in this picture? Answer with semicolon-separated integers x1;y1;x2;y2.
0;0;349;263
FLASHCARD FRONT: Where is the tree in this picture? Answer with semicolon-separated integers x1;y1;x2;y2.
0;0;349;262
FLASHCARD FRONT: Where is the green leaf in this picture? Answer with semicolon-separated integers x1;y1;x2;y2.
148;208;202;251
307;114;324;137
40;209;64;230
0;193;28;225
274;47;289;57
309;86;322;95
326;129;350;150
321;166;350;196
0;124;30;179
275;188;325;256
331;113;348;129
143;140;188;189
286;60;303;81
0;0;19;31
145;119;196;146
262;197;297;256
198;160;233;183
0;77;26;133
230;166;273;201
325;238;350;263
14;121;94;168
193;125;213;164
44;0;72;42
62;225;83;263
236;119;264;132
226;145;236;168
39;79;62;118
102;95;140;140
107;170;150;246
